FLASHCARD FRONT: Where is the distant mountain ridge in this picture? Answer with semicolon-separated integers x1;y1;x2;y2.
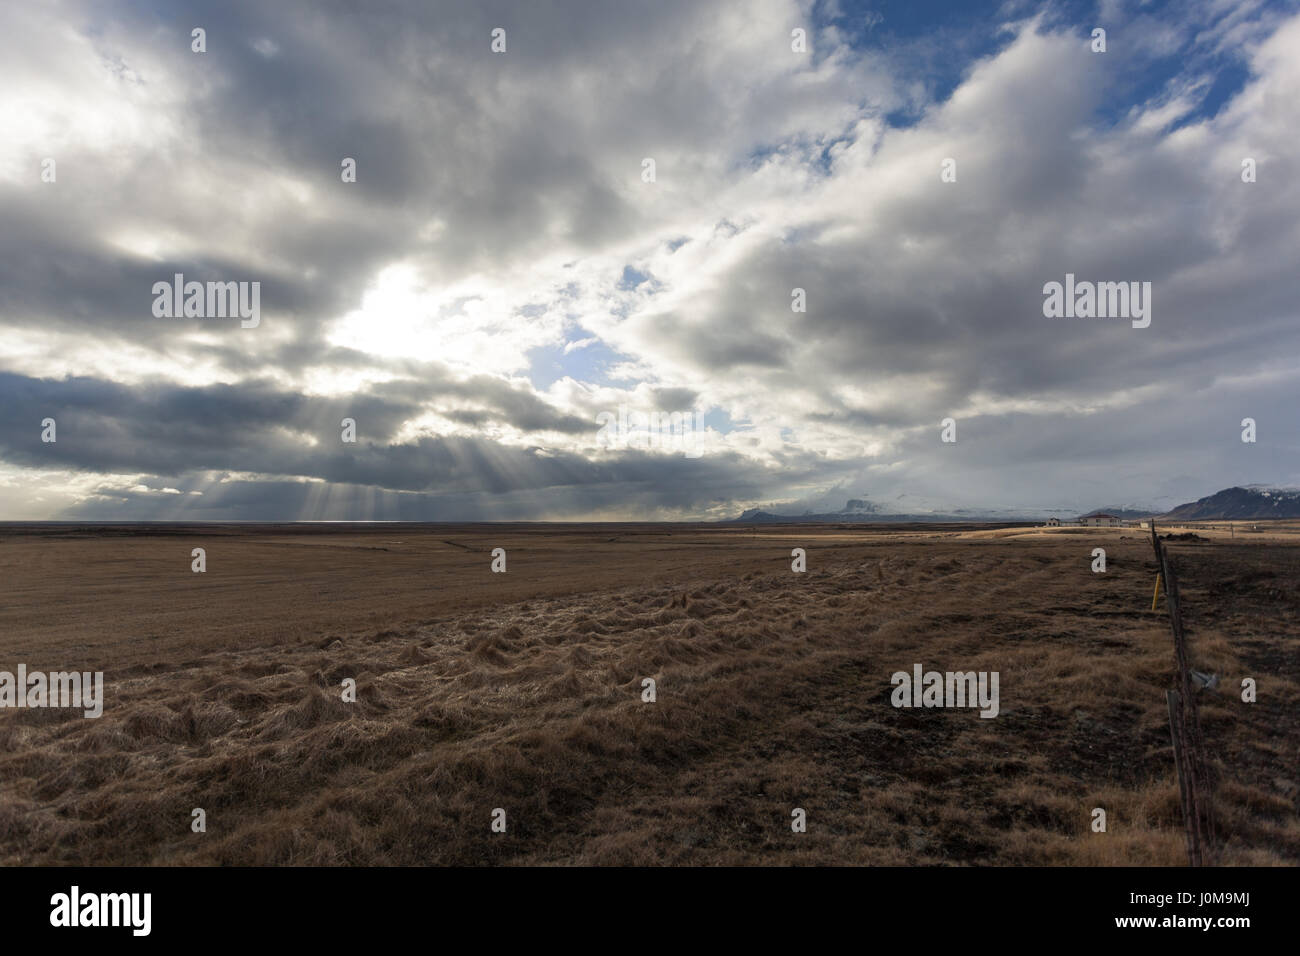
1078;508;1152;520
1161;486;1300;520
726;486;1300;523
728;504;1045;524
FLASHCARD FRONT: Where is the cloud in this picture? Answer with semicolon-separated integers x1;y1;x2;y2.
1;0;1297;519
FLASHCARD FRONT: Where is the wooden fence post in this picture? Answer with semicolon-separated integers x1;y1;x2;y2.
1150;523;1216;866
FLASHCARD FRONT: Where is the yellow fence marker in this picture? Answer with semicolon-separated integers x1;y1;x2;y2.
1151;571;1163;611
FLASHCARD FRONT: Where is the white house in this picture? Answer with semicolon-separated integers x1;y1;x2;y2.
1079;513;1122;527
1045;517;1061;527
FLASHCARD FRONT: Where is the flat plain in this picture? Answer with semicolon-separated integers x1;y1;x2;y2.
1;521;1296;865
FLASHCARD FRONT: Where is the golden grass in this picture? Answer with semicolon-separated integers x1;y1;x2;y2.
0;524;1296;865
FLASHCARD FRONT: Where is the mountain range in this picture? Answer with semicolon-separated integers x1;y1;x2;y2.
1160;486;1300;520
727;486;1300;523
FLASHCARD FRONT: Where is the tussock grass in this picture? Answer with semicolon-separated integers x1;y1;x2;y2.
0;526;1297;864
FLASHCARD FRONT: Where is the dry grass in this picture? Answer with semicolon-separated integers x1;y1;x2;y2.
0;523;1296;865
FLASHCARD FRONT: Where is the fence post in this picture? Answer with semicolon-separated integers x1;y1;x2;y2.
1150;523;1216;866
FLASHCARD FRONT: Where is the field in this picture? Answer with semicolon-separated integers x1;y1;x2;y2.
1;522;1297;865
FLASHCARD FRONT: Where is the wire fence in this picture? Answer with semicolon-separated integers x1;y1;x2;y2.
1149;522;1217;866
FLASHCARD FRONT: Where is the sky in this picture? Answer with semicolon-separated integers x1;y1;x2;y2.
1;0;1297;521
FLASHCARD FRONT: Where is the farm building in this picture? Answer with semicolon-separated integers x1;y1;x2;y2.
1078;513;1122;527
1045;517;1061;526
